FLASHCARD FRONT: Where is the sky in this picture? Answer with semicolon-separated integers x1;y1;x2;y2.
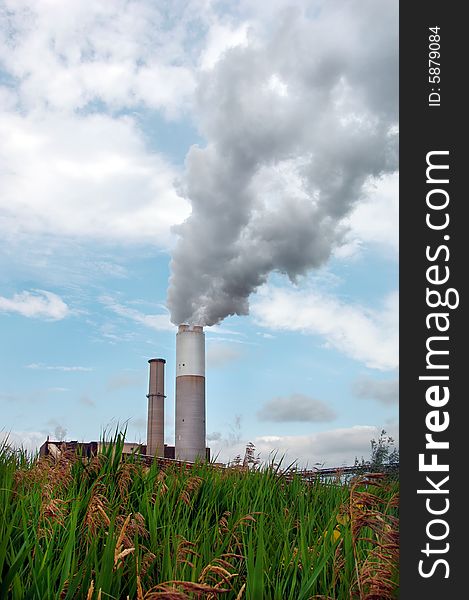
0;0;398;468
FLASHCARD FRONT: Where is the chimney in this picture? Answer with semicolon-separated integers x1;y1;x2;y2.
147;358;166;457
175;324;206;462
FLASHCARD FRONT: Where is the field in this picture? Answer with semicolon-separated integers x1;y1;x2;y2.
0;436;399;599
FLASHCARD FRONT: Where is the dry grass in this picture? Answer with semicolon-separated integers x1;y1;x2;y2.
332;473;399;599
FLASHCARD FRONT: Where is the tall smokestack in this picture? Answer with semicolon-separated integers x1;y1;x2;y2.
147;358;165;457
175;325;206;462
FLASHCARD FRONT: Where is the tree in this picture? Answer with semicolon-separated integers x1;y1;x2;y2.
369;429;399;471
242;441;260;470
355;430;399;475
228;441;261;470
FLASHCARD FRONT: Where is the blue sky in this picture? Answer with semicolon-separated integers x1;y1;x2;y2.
0;0;398;468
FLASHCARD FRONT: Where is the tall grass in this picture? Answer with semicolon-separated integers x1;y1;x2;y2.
0;434;398;599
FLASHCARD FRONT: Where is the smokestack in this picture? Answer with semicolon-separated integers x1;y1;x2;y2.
147;358;165;457
175;324;206;462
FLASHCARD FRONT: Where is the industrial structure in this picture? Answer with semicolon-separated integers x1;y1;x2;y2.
146;358;166;458
40;325;210;463
175;325;206;462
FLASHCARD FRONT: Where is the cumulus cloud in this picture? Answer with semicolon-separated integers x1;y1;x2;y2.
206;424;398;469
253;425;396;468
0;0;197;116
353;377;399;405
252;286;398;371
206;342;243;368
199;22;250;70
336;172;399;259
0;112;189;246
0;289;69;320
0;1;205;252
167;0;398;325
257;393;336;422
1;430;46;452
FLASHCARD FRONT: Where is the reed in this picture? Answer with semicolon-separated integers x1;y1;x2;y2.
0;434;398;599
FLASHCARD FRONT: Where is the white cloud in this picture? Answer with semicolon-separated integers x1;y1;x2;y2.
0;2;205;260
0;0;197;116
266;73;288;97
254;425;397;468
257;332;275;339
252;286;398;371
0;289;69;320
336;172;399;259
206;325;244;336
207;424;398;469
1;430;46;452
101;296;175;332
133;63;196;117
26;363;93;372
1;1;398;268
199;22;250;70
0;111;190;246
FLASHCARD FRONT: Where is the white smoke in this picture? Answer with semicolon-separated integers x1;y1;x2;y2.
167;1;398;326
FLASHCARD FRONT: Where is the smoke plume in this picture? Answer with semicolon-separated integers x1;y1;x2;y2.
167;1;398;326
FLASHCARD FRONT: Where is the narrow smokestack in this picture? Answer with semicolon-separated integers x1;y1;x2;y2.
147;358;165;457
175;324;206;462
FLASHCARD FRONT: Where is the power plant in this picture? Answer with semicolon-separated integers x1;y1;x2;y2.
40;324;210;463
146;324;207;462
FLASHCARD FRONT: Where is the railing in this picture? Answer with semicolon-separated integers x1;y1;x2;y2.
279;462;399;483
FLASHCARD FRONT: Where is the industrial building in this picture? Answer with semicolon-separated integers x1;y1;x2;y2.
39;325;210;462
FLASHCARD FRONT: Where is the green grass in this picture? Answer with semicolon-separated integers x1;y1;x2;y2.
0;434;399;599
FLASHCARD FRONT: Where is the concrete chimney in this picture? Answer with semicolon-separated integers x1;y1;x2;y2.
147;358;165;457
175;324;206;462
